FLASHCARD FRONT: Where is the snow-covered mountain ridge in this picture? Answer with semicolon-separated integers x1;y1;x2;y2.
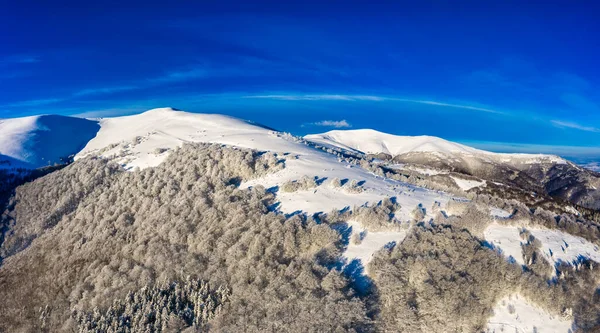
305;129;567;164
73;107;452;218
1;108;598;211
0;109;568;170
306;129;600;210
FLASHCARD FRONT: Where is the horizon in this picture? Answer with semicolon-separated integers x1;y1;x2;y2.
2;1;599;162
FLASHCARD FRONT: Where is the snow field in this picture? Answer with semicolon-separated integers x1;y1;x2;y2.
487;294;573;333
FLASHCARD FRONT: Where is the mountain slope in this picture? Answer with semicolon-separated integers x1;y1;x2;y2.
0;115;100;169
305;129;483;157
75;107;454;218
76;107;300;169
306;129;600;210
305;129;566;163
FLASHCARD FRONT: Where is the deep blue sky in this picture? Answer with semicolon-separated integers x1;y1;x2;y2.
2;1;599;160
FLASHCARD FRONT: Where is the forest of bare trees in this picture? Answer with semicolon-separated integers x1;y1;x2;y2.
0;144;369;332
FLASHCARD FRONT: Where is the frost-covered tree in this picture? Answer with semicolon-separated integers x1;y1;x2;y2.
0;143;369;332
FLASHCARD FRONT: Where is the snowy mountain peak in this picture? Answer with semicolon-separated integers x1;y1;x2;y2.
305;129;567;164
0;114;100;169
76;108;300;169
306;129;484;156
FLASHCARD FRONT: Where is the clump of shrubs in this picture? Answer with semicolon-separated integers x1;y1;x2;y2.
280;175;318;193
344;179;365;194
353;198;402;231
520;229;552;278
329;177;343;188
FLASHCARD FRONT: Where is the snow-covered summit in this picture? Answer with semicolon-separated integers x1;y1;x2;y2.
0;114;99;169
305;129;567;164
76;107;309;169
305;129;483;156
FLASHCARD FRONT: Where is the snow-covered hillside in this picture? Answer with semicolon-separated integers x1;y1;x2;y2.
305;128;600;212
73;108;462;281
305;129;567;164
0;115;99;169
487;294;573;333
75;108;452;217
485;223;600;268
305;129;481;156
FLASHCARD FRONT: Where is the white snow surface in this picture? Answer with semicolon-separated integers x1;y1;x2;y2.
485;224;600;267
487;294;573;333
389;163;448;176
490;207;513;219
343;221;407;274
484;224;526;265
306;129;482;156
305;129;567;164
0;115;99;169
76;107;291;169
450;176;486;191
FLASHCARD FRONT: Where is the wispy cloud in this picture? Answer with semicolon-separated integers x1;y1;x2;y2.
74;85;139;97
14;55;40;64
244;94;503;114
0;54;40;66
559;93;600;113
6;98;65;107
0;70;32;80
4;66;211;109
551;120;600;133
150;68;209;83
246;94;386;101
465;69;539;94
304;119;352;128
396;99;503;114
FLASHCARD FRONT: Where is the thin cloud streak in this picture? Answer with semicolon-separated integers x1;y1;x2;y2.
396;99;504;114
245;94;504;114
149;68;209;83
5;65;216;109
0;54;40;66
551;120;600;133
74;85;140;97
246;94;386;101
6;98;65;107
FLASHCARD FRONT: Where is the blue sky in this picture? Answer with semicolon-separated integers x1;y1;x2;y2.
1;1;599;160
